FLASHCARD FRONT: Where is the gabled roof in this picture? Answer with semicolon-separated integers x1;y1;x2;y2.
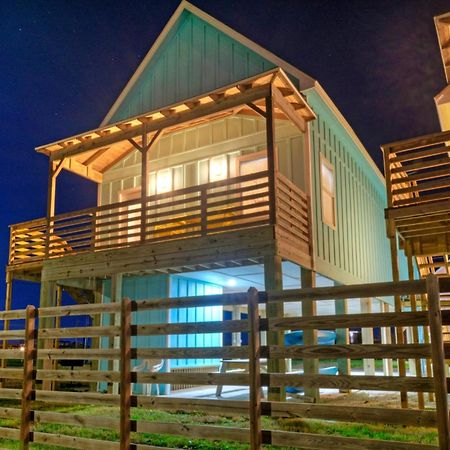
36;68;315;183
101;0;316;126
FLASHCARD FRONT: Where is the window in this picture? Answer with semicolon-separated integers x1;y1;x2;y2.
320;155;336;228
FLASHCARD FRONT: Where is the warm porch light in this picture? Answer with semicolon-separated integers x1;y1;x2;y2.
209;155;227;181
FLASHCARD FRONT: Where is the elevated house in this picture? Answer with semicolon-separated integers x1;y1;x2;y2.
6;2;410;394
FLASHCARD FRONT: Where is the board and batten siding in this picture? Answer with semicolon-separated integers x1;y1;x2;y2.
100;115;305;205
108;10;276;124
305;89;408;285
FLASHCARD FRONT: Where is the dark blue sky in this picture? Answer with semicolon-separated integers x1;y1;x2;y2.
1;0;449;311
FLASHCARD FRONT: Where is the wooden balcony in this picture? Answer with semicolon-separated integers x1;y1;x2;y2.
8;171;312;278
382;129;450;276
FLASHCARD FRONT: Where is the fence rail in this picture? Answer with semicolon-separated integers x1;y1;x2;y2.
0;276;448;449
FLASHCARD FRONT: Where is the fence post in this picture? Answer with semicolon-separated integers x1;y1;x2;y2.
120;297;132;450
20;305;37;450
426;274;449;450
247;287;262;450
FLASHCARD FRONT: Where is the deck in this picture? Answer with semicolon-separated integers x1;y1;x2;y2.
8;170;312;280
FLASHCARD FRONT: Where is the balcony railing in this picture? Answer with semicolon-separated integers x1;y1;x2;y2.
8;171;310;267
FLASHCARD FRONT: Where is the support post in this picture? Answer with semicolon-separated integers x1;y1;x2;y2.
247;287;262;450
301;267;319;402
264;254;285;401
265;90;278;226
120;298;132;450
20;305;37;450
45;160;63;257
110;274;123;395
90;280;102;391
140;126;149;243
0;272;13;388
426;275;449;450
389;234;408;408
381;302;394;377
334;297;350;383
361;298;375;376
39;280;56;390
406;241;425;409
422;293;435;402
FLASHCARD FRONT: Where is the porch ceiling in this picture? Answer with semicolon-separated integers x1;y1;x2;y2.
36;68;316;183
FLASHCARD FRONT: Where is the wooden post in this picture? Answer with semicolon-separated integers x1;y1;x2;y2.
38;280;56;390
20;305;37;450
301;267;319;402
422;293;435;402
389;234;408;408
110;274;123;395
334;297;350;383
45;160;63;257
247;287;262;450
140;126;149;243
361;298;375;376
264;254;285;401
90;281;102;391
120;297;132;450
0;272;13;388
265;90;278;226
406;241;425;409
381;302;394;377
426;274;449;450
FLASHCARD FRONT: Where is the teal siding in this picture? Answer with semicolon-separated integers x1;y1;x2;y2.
306;89;408;284
109;10;276;123
169;276;223;368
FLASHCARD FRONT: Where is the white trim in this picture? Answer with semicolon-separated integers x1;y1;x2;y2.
320;154;336;230
100;0;315;126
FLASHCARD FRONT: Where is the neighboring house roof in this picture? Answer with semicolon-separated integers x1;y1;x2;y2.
435;12;450;83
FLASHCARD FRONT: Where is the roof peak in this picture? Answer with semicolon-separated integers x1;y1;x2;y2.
100;0;315;126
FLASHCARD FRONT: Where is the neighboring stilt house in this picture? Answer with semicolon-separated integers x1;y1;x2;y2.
6;1;409;397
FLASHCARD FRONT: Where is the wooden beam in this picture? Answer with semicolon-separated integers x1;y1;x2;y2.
61;158;102;183
272;86;306;132
246;102;267;118
264;254;285;402
301;267;319;402
426;274;450;450
82;147;111;166
49;84;271;161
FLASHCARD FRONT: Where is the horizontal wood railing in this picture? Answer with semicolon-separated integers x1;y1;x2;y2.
0;276;449;449
8;170;311;267
382;130;450;243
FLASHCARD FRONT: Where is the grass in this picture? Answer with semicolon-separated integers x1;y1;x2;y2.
0;400;438;449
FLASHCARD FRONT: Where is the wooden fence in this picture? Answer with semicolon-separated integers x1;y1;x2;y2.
0;275;449;449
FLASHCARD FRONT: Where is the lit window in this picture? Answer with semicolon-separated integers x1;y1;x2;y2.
209;155;228;182
156;168;172;193
320;155;336;228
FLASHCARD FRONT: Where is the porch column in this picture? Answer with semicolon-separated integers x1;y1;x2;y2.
301;267;319;402
45;159;64;257
265;89;278;226
110;273;123;395
406;241;425;409
264;254;285;401
334;294;350;388
361;298;375;376
381;301;394;376
388;229;408;408
90;279;103;392
135;127;162;242
39;280;57;390
0;273;13;388
231;305;241;347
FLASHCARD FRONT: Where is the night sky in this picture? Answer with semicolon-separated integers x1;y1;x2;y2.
1;0;449;311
